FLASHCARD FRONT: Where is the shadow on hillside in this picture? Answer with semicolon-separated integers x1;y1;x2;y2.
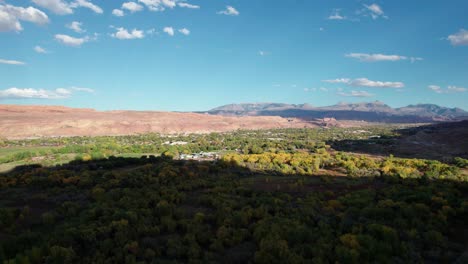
1;155;468;263
328;121;468;161
258;109;444;123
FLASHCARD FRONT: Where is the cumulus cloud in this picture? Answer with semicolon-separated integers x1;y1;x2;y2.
217;6;239;16
67;21;84;33
32;0;73;15
345;53;423;62
448;29;468;46
0;88;66;99
0;4;49;32
122;2;143;13
34;46;47;53
32;0;102;15
112;9;124;16
337;90;374;97
138;0;178;11
111;27;144;39
178;28;190;35
115;1;199;13
178;2;199;9
70;0;102;14
323;78;404;88
364;4;387;19
0;87;94;99
429;85;467;94
0;58;26;65
349;78;404;88
0;8;21;32
55;34;89;46
163;26;174;36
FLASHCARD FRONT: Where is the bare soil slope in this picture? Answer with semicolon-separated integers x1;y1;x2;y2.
0;105;318;139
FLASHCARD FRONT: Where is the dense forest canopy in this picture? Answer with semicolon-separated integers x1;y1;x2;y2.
0;126;467;263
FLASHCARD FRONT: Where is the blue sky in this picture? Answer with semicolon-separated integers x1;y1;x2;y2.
0;0;467;111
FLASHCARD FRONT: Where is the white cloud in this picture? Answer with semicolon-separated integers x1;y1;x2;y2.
67;21;84;33
337;90;374;97
32;0;73;15
349;78;404;88
163;26;174;36
122;2;143;13
346;53;405;62
0;87;94;99
428;85;442;93
55;88;72;96
364;4;386;19
178;28;190;35
409;57;423;63
448;86;467;92
112;9;124;16
34;45;47;53
429;85;467;93
448;29;468;46
258;50;270;56
0;8;21;32
323;78;404;88
0;4;49;32
0;88;69;99
71;86;94;93
70;0;103;14
365;4;383;15
328;9;345;20
304;87;329;92
323;78;350;84
161;0;176;8
137;0;176;11
2;5;49;24
32;0;102;15
111;27;144;39
55;34;89;46
345;53;423;62
217;6;239;16
0;58;26;65
178;2;199;9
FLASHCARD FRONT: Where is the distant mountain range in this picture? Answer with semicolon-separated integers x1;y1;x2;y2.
205;101;468;123
1;103;467;139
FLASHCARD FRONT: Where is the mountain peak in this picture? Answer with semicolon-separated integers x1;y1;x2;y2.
207;101;467;122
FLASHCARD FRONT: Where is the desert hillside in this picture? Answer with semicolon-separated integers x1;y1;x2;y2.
0;105;319;139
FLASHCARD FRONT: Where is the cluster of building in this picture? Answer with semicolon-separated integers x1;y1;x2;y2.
178;152;220;161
